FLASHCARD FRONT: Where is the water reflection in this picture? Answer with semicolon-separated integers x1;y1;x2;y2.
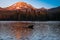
0;21;60;40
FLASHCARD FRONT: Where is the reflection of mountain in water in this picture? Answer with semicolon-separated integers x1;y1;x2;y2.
0;21;60;40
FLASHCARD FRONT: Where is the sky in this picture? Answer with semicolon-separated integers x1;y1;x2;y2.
0;0;60;8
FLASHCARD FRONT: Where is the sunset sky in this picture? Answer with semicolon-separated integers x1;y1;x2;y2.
0;0;60;8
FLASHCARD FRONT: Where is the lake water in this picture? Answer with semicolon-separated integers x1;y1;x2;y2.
0;21;60;40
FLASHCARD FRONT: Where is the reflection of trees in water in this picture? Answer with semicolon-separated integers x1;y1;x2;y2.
0;22;33;40
0;22;60;40
11;27;32;40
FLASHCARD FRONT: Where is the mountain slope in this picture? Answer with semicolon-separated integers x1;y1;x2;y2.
48;6;60;13
6;2;35;10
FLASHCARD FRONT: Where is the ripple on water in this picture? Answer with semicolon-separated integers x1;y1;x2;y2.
0;21;60;40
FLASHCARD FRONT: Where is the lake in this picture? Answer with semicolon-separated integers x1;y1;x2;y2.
0;21;60;40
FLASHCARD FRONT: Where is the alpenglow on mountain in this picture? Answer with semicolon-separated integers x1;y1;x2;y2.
0;2;60;21
6;2;35;10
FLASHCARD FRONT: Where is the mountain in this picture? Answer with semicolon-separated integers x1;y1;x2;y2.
0;7;3;10
48;6;60;13
47;6;60;20
0;2;36;21
6;2;35;11
0;2;60;21
37;7;47;14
